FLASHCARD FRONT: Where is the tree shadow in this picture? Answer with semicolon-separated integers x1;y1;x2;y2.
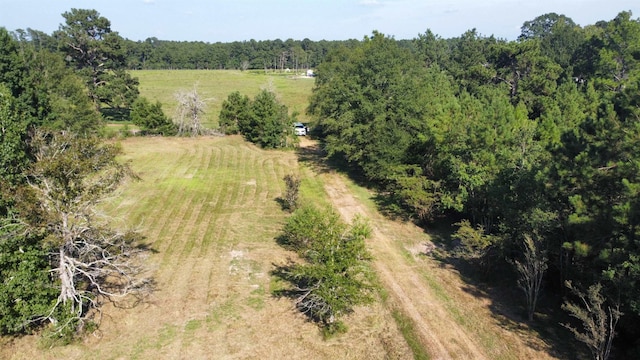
295;139;334;175
296;138;370;188
423;247;585;359
370;192;412;222
100;107;130;122
274;196;293;213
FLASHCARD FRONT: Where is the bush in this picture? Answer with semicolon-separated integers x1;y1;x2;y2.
130;97;177;136
282;174;301;212
219;91;250;135
241;89;295;148
279;205;343;253
0;223;57;335
275;206;375;332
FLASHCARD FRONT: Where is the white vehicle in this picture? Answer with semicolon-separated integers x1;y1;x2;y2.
294;122;307;136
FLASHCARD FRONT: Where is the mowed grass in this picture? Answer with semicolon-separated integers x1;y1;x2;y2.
1;135;407;360
133;70;316;129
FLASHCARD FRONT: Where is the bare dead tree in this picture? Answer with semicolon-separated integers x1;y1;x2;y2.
24;130;152;334
562;282;622;360
514;234;547;321
174;86;206;136
294;282;335;324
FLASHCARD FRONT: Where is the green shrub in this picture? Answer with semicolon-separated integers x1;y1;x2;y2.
219;91;250;135
0;223;57;335
275;206;375;331
130;97;177;136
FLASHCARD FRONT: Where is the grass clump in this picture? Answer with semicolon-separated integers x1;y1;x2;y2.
392;309;430;360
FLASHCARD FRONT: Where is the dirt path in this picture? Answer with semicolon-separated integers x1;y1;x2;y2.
299;137;555;360
322;172;487;360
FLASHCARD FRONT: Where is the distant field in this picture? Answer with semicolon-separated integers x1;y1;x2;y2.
133;70;316;129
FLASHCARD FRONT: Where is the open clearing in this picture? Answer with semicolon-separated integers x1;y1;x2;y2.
133;70;315;128
1;136;409;359
2;135;559;359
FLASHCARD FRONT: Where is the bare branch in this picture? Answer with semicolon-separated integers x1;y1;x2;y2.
22;130;153;334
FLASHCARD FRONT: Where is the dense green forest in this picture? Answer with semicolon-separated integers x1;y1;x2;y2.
307;12;640;359
1;7;640;358
17;25;359;71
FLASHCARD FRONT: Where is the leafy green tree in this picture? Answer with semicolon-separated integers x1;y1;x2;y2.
218;91;250;134
1;29;102;217
0;222;56;335
55;8;139;110
519;13;584;70
23;49;102;134
0;84;30;189
592;11;640;94
451;219;497;271
546;90;640;322
130;97;176;135
413;29;450;68
242;89;293;148
446;30;497;95
308;32;433;182
1;28;101;135
276;206;375;333
0;28;27;97
489;39;562;118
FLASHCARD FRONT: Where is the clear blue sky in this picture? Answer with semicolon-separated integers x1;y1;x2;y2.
1;0;638;42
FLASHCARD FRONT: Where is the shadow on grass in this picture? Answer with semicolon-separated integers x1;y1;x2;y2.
424;247;585;359
274;196;295;213
295;138;334;175
296;138;369;185
270;261;300;299
100;107;130;122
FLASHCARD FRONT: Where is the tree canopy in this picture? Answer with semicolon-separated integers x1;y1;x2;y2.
307;11;640;357
55;8;139;111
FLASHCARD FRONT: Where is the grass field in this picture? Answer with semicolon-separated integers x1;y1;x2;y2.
0;71;563;360
1;136;411;359
133;70;316;129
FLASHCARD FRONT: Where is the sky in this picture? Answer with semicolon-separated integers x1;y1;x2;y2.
1;0;638;42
